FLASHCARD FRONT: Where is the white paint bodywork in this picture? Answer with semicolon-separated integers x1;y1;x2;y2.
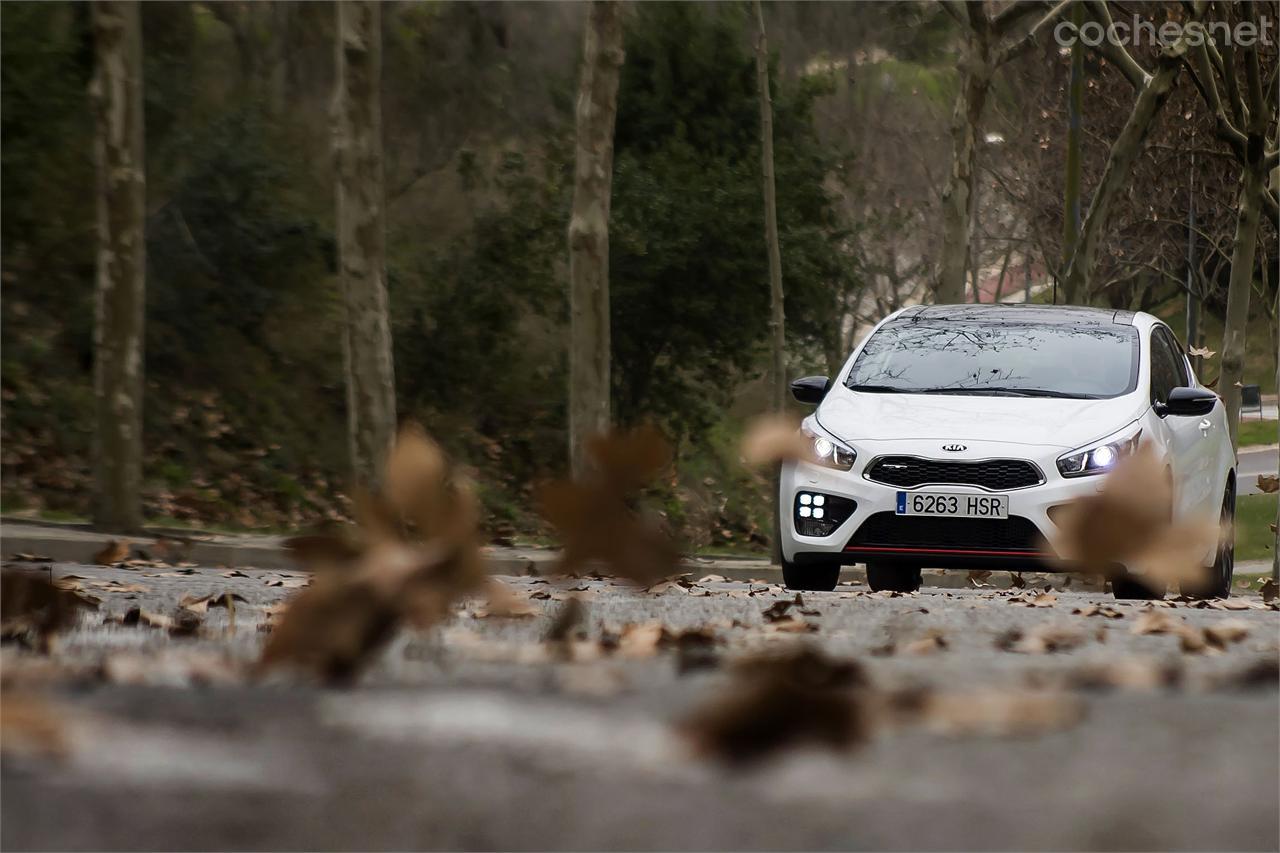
779;307;1236;571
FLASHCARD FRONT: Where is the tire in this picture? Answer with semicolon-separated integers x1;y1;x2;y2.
866;563;922;593
781;559;840;592
1182;479;1235;600
1111;575;1166;600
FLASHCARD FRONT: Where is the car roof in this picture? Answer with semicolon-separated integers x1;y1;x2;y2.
898;303;1136;326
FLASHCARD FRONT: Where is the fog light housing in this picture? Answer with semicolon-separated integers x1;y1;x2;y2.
793;492;856;537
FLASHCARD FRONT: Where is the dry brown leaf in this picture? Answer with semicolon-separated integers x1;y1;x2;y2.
1256;474;1279;494
1049;443;1174;576
996;625;1085;654
1130;609;1182;635
739;415;810;465
617;621;666;658
259;422;485;681
921;690;1084;737
678;646;868;764
474;578;540;619
1187;345;1216;358
0;695;68;759
1060;658;1182;692
901;631;948;655
766;615;818;634
538;427;679;586
93;540;131;565
1072;604;1123;619
178;591;246;614
1;571;96;650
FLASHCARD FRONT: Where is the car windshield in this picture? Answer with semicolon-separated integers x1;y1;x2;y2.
845;317;1139;399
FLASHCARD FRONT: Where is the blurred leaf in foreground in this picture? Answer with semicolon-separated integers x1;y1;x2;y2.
678;645;869;765
1050;443;1219;593
538;426;680;586
259;422;484;682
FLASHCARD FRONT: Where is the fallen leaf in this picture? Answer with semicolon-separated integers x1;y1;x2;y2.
1072;604;1123;619
996;624;1085;654
678;646;869;764
1257;475;1279;494
93;540;130;565
0;695;68;759
179;591;246;614
902;631;948;655
1;571;96;651
920;690;1084;737
474;578;540;618
617;621;666;658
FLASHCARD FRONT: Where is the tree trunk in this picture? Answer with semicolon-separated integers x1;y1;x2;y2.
1064;54;1184;302
1219;165;1264;449
937;32;990;305
567;0;624;477
754;0;786;413
90;1;146;533
334;0;396;490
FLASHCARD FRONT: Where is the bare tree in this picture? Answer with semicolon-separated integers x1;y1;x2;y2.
568;1;624;476
90;1;146;532
334;0;396;489
1060;1;1210;303
1182;0;1279;448
754;0;786;413
935;0;1067;304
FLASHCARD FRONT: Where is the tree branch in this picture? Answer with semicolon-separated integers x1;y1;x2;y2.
1184;41;1249;161
1084;0;1149;89
992;0;1049;36
995;0;1072;65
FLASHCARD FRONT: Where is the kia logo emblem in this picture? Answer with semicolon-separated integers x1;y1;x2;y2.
942;443;967;452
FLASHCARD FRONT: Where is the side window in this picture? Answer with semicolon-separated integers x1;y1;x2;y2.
1148;329;1180;404
1157;327;1190;387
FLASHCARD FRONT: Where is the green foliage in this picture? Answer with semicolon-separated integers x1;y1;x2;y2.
610;2;853;435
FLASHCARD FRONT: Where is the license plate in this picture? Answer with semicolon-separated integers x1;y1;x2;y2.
896;491;1008;519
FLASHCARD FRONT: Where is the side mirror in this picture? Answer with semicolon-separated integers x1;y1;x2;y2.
790;375;831;405
1156;386;1217;417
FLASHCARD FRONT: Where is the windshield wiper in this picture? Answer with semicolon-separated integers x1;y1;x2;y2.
846;383;909;393
984;388;1099;399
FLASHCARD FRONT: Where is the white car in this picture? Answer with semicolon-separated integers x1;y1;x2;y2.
778;304;1236;600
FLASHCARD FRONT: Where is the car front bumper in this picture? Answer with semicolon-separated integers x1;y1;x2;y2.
778;439;1107;570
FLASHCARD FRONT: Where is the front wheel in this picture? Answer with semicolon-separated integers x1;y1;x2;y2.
866;563;922;593
781;559;840;592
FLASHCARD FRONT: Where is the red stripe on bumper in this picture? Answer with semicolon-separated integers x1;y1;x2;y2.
846;545;1046;557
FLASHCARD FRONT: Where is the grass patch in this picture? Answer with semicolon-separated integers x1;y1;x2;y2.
1236;492;1277;564
1238;419;1278;448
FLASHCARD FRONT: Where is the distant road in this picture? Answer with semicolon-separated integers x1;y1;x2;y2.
1239;444;1279;496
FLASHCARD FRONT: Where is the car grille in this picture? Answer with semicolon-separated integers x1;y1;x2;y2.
847;512;1045;554
865;456;1042;490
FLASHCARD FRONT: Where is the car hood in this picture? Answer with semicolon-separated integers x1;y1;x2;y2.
816;385;1146;451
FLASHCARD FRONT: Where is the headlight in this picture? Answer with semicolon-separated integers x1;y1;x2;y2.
801;421;856;471
1057;427;1142;477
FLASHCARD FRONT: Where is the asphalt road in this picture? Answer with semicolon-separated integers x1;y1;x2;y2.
3;561;1278;851
1239;445;1279;496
